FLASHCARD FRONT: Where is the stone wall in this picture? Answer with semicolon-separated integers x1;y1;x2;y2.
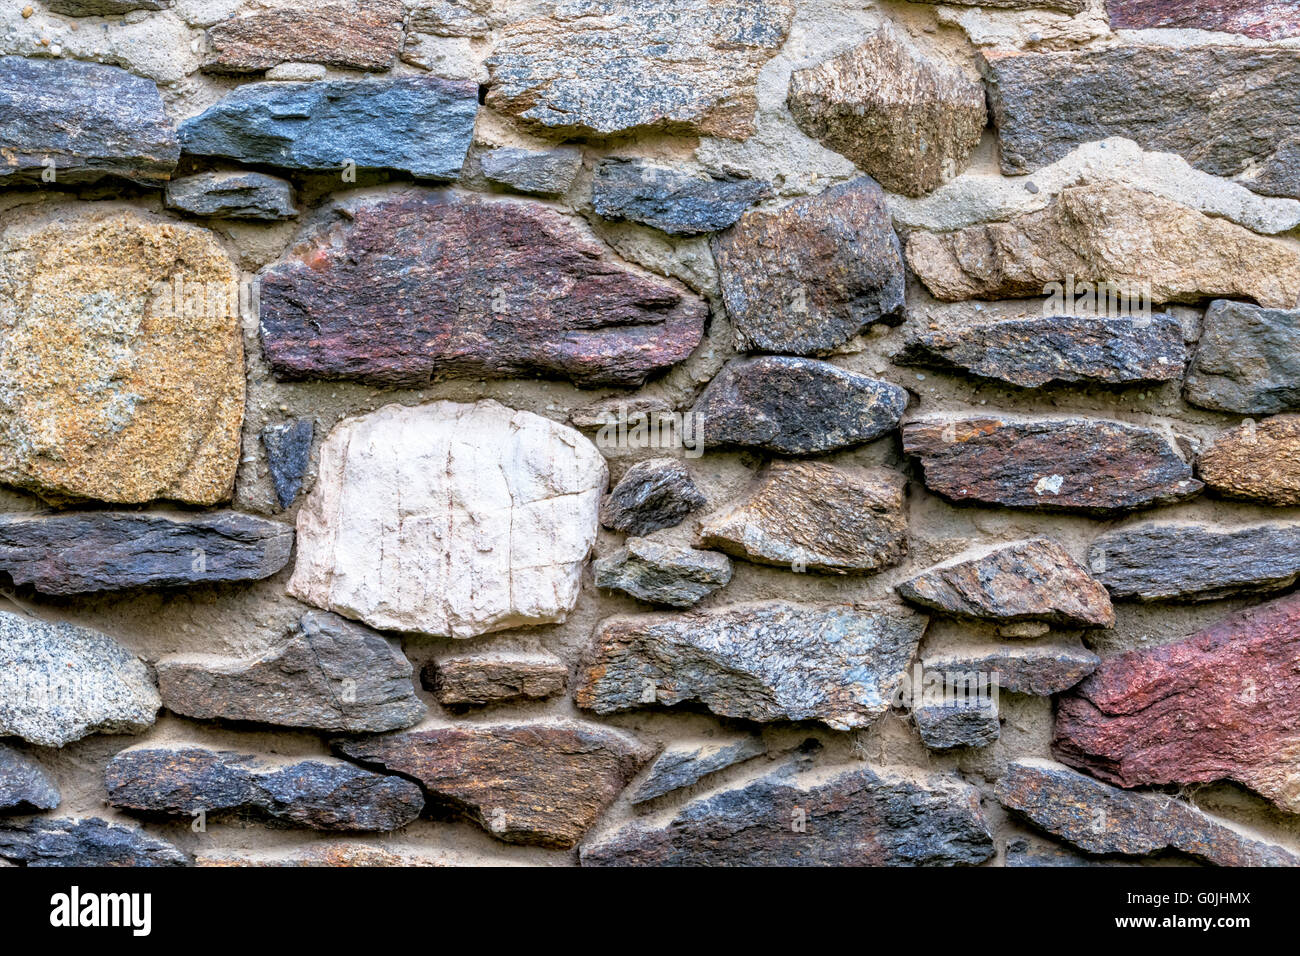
0;0;1298;867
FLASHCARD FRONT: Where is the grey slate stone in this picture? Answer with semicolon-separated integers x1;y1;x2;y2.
0;818;188;867
914;697;1001;750
629;737;766;805
600;459;706;536
0;744;60;812
594;538;732;608
923;647;1100;697
261;419;314;509
592;158;770;235
165;171;296;220
1185;300;1300;414
480;146;582;196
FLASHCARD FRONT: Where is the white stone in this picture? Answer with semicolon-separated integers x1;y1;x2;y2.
288;400;608;638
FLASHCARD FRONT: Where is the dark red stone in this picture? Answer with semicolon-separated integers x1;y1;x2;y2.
1107;0;1300;40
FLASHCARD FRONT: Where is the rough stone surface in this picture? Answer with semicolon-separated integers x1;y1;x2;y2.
1055;592;1300;812
896;314;1185;389
179;78;478;179
0;744;60;812
0;56;178;186
594;539;732;608
480;146;582;196
897;539;1114;627
712;178;906;354
407;0;490;38
259;191;706;387
599;459;705;536
914;698;1001;750
485;0;794;139
261;419;314;510
911;0;1086;8
692;357;908;456
288;401;607;638
998;759;1300;866
0;610;160;748
0;209;244;505
158;611;426;733
0;511;293;595
1185;301;1300;415
923;647;1100;696
425;651;567;708
1198;416;1300;506
902;418;1201;514
204;0;405;73
696;462;908;575
44;0;171;13
906;183;1300;308
165;171;296;221
575;601;928;731
787;24;987;197
335;721;653;848
583;764;995;866
629;737;766;805
1004;836;1124;868
592;159;770;236
0;818;187;867
1106;0;1300;40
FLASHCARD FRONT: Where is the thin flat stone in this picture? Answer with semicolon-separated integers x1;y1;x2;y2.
203;0;405;73
165;171;296;221
424;651;568;708
592;158;771;235
629;737;766;805
594;539;732;608
0;818;188;867
1107;0;1300;40
480;146;583;196
923;647;1100;696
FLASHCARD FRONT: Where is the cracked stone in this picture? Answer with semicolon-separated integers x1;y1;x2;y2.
424;651;567;708
592;158;771;235
261;419;313;510
923;646;1100;696
0;744;60;812
629;737;766;805
1185;301;1300;415
165;171;296;221
480;146;582;196
204;0;405;73
594;538;733;608
0;818;187;867
600;459;706;536
1198;415;1300;506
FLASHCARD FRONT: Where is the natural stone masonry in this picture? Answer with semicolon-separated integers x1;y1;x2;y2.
600;459;706;536
583;764;995;866
923;647;1100;696
982;46;1300;199
406;0;490;38
1106;0;1300;40
0;818;187;867
594;539;733;608
259;191;706;387
485;0;794;139
165;172;296;221
45;0;173;13
696;462;908;574
180;78;478;180
196;844;458;867
914;698;1001;751
692;357;908;455
480;146;583;196
261;419;314;510
1198;416;1300;506
1185;301;1300;415
0;56;178;186
203;0;405;73
897;539;1114;628
896;314;1185;389
575;601;928;731
0;611;160;748
629;737;766;805
0;511;293;595
336;722;653;848
0;744;60;812
158;611;426;733
0;209;244;505
787;24;987;197
905;183;1300;308
288;401;607;639
425;652;567;708
1055;591;1300;813
910;0;1086;8
904;418;1200;514
713;178;906;354
106;747;424;832
998;759;1300;867
592;159;771;236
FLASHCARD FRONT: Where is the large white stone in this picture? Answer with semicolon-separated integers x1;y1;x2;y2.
288;401;608;638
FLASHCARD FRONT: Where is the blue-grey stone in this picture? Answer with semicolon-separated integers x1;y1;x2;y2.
0;818;188;867
630;737;765;805
592;158;771;235
480;146;582;195
914;697;1001;750
165;171;296;220
594;538;732;608
0;744;60;812
262;419;314;509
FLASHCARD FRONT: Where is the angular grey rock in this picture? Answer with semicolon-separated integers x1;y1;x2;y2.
592;159;771;236
914;697;1000;751
0;511;294;595
600;459;706;536
923;647;1100;697
0;55;178;186
582;764;995;866
629;737;766;805
261;419;314;510
179;77;478;179
44;0;172;14
424;651;567;708
1185;300;1300;415
1089;522;1300;602
157;611;426;733
165;171;296;221
0;611;160;748
408;0;490;38
0;745;60;812
0;818;188;867
1004;836;1129;868
575;601;929;731
480;146;582;196
594;538;732;608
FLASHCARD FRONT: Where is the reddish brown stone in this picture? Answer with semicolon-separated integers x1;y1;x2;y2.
423;652;567;708
204;0;405;73
1197;415;1300;506
1106;0;1300;40
1055;591;1300;813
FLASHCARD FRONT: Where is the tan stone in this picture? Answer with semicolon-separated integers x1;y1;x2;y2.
0;208;244;505
1198;415;1300;506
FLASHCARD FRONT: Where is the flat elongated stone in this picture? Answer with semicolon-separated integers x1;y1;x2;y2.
180;78;478;179
600;459;706;536
1107;0;1300;39
592;159;770;236
0;511;292;595
692;357;908;455
896;314;1185;388
898;539;1114;627
486;0;793;140
335;722;653;848
998;759;1300;866
158;611;426;733
288;401;607;638
0;818;187;867
713;179;906;353
583;764;994;866
575;601;928;731
1186;301;1300;414
0;744;60;812
261;419;314;510
1005;836;1125;868
914;698;1000;750
0;56;178;186
630;737;766;805
260;191;706;387
1198;416;1300;506
165;171;296;221
983;46;1300;199
408;0;490;38
480;146;582;196
425;651;567;708
788;24;986;197
1055;592;1300;812
196;844;460;867
906;183;1300;308
595;539;732;608
44;0;171;13
204;0;404;73
0;611;159;748
697;462;908;575
910;0;1085;8
923;647;1100;696
0;209;244;505
902;418;1201;514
